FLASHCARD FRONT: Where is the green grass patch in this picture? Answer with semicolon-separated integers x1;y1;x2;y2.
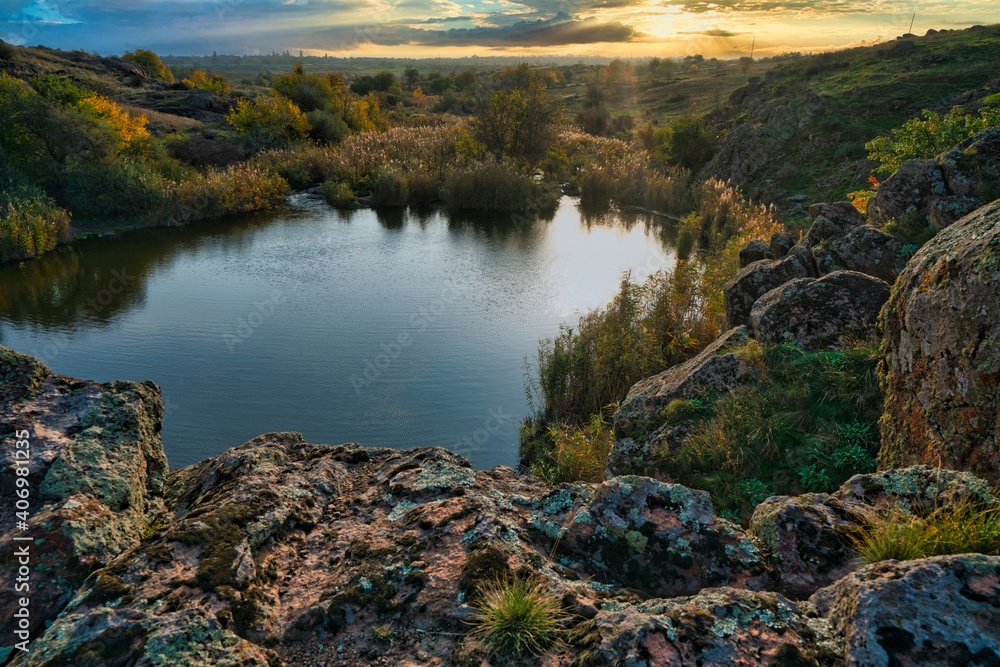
854;501;1000;563
469;577;566;660
659;341;883;521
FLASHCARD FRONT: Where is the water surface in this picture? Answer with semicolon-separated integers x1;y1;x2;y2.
0;197;675;469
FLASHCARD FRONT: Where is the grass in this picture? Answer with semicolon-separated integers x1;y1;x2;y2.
0;186;72;263
659;341;883;521
525;413;615;485
442;158;558;213
854;501;1000;563
469;577;565;660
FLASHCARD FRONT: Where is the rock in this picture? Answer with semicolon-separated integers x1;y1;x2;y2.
811;554;1000;667
834;465;998;512
926;195;982;230
749;271;891;350
724;254;814;329
825;224;906;283
575;588;840;666
0;346;167;653
749;494;871;600
613;326;753;444
769;232;795;259
549;477;772;598
807;201;865;228
739;240;770;267
867;159;946;225
879;201;1000;482
938;127;1000;198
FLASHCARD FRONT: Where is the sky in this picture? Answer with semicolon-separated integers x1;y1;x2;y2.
1;0;998;59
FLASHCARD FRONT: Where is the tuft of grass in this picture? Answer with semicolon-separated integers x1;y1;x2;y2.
854;501;1000;563
469;577;566;660
321;180;358;208
526;412;615;485
442;157;557;213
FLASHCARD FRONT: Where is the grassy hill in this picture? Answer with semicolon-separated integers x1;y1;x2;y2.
704;25;1000;208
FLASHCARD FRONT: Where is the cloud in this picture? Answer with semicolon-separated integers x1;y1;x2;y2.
679;28;741;36
660;0;872;13
6;0;79;24
320;11;639;47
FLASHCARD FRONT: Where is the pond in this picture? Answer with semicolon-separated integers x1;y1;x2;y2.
0;197;676;470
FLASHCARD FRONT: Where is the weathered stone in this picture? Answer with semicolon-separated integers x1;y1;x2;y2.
724;254;814;328
739;239;770;267
578;588;841;666
614;326;753;442
867;158;946;224
0;347;166;653
769;231;795;259
938;127;1000;198
749;271;890;349
826;225;906;283
811;554;1000;667
807;201;865;228
549;477;771;598
926;195;983;230
834;465;998;513
749;494;870;600
879;200;1000;482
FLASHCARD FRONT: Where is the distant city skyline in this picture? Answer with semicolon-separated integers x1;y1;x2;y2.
1;0;998;58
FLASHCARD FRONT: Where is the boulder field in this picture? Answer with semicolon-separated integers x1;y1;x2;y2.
1;347;1000;666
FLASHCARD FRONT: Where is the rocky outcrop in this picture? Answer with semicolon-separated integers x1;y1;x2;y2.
723;255;813;329
611;326;753;474
0;348;166;657
749;271;891;349
879;200;1000;482
749;466;998;600
4;346;1000;666
869;127;1000;231
811;554;1000;666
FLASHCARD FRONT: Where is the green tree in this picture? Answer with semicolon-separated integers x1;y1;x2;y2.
122;49;174;82
474;67;561;161
227;95;310;150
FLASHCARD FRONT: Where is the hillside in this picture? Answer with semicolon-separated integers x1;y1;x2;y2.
705;24;1000;209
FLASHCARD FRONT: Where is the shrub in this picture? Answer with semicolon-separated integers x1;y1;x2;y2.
652;115;716;172
854;501;1000;563
122;49;174;82
168;164;288;222
368;170;408;207
183;70;232;95
63;158;169;219
442;158;557;213
0;185;71;262
0;39;15;61
254;144;336;189
227;95;311;150
866;106;1000;175
525;413;615;485
305;110;349;145
321;180;357;208
469;577;565;659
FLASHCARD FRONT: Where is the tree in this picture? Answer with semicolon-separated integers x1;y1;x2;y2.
655;115;715;172
403;67;420;91
473;74;560;161
122;49;174;82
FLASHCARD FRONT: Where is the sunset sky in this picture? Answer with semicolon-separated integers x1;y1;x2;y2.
1;0;998;58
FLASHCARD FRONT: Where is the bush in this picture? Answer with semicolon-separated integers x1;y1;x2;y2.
866;106;1000;175
443;158;557;213
652;116;716;172
168;164;288;222
63;158;169;219
183;70;232;95
227;95;311;150
854;501;1000;563
368;170;408;207
254;144;336;189
305;110;349;145
469;578;565;659
0;185;71;263
0;39;15;61
321;180;357;208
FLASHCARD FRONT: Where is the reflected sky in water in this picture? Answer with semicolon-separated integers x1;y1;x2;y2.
0;197;676;470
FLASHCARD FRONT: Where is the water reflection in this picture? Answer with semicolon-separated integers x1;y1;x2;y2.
0;197;675;470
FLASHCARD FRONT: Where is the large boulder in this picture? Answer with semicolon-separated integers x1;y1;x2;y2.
869;127;1000;231
546;477;771;598
613;326;753;447
823;224;906;283
724;254;814;328
749;271;891;349
749;494;871;600
811;554;1000;667
879;200;1000;482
